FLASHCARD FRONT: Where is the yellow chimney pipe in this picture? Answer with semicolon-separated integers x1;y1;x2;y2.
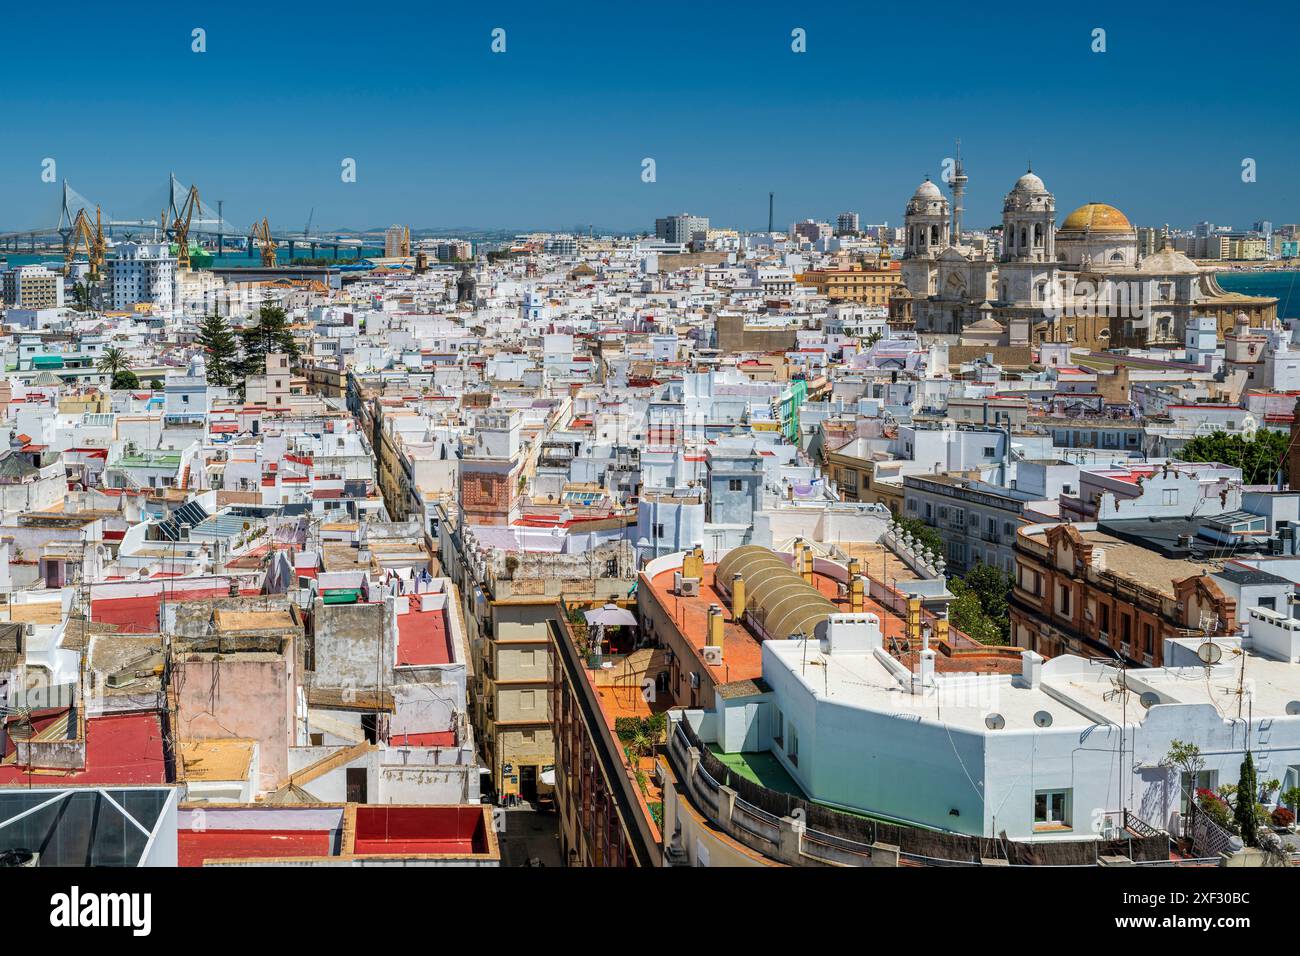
731;574;746;620
707;604;725;647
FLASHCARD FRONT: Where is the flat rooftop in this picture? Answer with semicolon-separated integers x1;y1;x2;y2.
0;712;168;786
1078;529;1219;598
395;596;455;667
179;738;257;782
765;638;1092;733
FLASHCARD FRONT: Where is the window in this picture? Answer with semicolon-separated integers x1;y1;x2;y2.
519;690;536;710
1057;584;1071;616
1034;789;1072;830
728;479;743;492
1181;770;1216;816
1259;596;1277;611
983;446;996;457
772;709;784;746
1099;603;1110;637
787;724;799;766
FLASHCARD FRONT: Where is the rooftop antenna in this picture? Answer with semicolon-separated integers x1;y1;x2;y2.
768;192;774;234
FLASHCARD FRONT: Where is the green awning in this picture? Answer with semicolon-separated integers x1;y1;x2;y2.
32;356;65;369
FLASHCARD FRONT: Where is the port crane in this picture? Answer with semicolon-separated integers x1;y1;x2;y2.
64;206;106;279
253;218;278;267
169;185;202;269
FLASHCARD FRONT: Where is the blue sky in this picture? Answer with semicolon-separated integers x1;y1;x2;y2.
1;0;1295;233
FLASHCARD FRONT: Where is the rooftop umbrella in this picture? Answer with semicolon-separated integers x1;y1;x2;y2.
583;603;637;628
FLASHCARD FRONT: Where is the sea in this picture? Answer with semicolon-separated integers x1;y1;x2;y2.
0;246;385;270
1215;270;1300;319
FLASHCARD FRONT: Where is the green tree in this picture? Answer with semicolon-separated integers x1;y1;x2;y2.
1179;429;1289;486
111;369;140;390
96;346;130;378
239;304;300;379
949;564;1013;644
1165;739;1205;837
1235;751;1259;846
946;587;1003;645
70;281;91;312
196;313;240;387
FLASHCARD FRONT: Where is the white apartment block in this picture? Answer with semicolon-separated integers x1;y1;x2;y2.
108;242;176;311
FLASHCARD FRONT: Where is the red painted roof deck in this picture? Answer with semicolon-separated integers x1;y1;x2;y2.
0;712;167;785
389;731;457;747
350;806;488;856
179;830;334;867
395;596;454;666
91;587;262;632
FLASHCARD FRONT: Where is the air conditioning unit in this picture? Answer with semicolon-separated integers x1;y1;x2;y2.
701;645;723;666
678;578;700;597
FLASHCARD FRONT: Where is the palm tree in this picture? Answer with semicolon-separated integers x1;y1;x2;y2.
96;347;130;377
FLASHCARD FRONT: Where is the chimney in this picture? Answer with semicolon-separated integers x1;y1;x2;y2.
905;596;922;644
731;574;746;620
801;547;814;584
707;604;725;648
933;615;950;649
850;574;865;613
912;648;936;694
1021;650;1043;689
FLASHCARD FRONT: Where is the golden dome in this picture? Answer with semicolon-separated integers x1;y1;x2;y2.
1059;203;1133;233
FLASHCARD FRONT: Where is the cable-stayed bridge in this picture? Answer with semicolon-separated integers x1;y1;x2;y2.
0;174;367;259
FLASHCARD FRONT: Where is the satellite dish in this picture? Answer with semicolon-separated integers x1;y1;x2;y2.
984;713;1005;730
1197;642;1223;665
1139;691;1160;710
1287;700;1300;716
1033;710;1053;728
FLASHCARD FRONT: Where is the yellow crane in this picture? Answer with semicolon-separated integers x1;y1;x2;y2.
64;206;106;279
170;185;201;269
254;218;277;267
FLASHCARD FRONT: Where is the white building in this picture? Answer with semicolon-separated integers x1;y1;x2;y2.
108;242;176;311
703;609;1300;842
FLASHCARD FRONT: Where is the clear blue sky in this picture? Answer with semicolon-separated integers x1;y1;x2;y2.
1;0;1295;233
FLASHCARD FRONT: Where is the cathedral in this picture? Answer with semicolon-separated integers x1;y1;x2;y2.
891;166;1277;350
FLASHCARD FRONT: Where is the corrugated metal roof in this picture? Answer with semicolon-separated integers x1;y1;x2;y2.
714;545;836;640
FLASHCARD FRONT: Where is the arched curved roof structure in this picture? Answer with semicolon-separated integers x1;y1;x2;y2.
714;545;837;641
